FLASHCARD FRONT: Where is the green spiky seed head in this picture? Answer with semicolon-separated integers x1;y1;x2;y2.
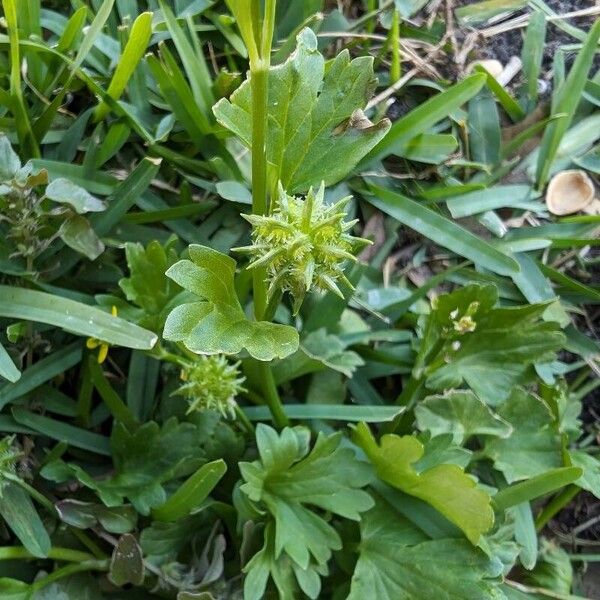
175;355;245;418
234;182;371;314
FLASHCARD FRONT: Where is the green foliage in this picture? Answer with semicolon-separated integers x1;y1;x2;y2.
520;539;573;594
415;390;512;443
353;423;494;544
213;28;390;193
273;327;365;382
239;424;373;599
0;136;105;261
417;284;565;405
43;418;207;515
0;1;598;597
0;437;51;557
163;244;299;361
484;388;563;482
235;183;370;313
119;239;182;332
348;496;505;599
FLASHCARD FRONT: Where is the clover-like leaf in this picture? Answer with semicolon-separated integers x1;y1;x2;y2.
46;178;106;213
119;240;181;331
353;423;494;544
56;500;137;534
59;215;105;260
415;390;513;444
0;135;21;182
109;534;145;587
239;424;373;599
484;388;563;483
163;245;299;361
348;495;505;600
273;328;364;383
569;450;600;499
213;28;390;193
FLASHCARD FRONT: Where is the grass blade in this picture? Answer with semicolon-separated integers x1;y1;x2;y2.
152;459;227;522
243;404;404;422
33;0;116;139
494;467;583;511
12;407;111;456
521;11;547;109
455;0;526;26
475;64;526;122
0;286;157;350
1;0;39;157
94;11;153;121
367;184;520;276
468;88;501;165
446;185;539;218
0;483;50;558
0;342;20;383
364;74;486;163
536;19;600;187
0;344;81;410
158;0;214;114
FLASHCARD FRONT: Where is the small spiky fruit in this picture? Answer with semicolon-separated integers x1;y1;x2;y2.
175;355;245;419
234;183;371;314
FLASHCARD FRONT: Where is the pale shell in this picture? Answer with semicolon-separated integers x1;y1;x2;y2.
545;170;595;216
583;198;600;216
466;59;504;79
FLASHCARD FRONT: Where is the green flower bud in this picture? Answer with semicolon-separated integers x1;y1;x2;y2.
175;355;245;418
234;182;371;314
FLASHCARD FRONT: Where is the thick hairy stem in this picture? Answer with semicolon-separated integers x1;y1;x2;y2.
251;62;269;320
247;0;288;428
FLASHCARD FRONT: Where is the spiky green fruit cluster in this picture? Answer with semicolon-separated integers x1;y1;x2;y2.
175;355;245;419
235;183;371;314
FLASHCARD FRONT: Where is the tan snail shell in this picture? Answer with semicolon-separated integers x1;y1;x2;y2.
545;170;595;216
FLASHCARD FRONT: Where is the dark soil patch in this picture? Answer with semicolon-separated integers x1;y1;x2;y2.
456;0;600;72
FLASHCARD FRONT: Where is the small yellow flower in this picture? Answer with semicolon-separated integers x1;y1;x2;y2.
86;306;117;364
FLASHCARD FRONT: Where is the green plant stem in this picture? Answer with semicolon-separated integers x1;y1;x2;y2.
70;529;108;560
365;0;377;34
256;361;289;429
245;0;287;429
234;404;255;436
5;474;55;514
0;546;95;562
242;388;264;405
352;0;393;30
535;484;581;531
261;0;277;58
30;559;109;593
390;8;401;83
77;353;93;427
568;554;600;562
150;343;187;367
383;375;424;434
251;62;269;321
88;357;138;431
263;289;283;322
